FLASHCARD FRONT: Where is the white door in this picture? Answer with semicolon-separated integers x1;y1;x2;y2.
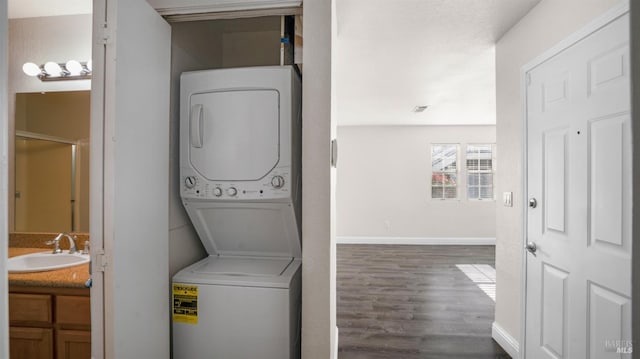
525;11;631;359
90;0;171;358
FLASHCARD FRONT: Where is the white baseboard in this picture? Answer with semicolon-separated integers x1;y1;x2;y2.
336;236;496;245
492;322;520;359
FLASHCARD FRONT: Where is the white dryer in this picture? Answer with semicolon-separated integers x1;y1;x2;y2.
173;66;302;359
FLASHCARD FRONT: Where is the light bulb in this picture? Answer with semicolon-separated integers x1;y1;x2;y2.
44;62;62;77
86;59;92;72
22;62;41;77
66;60;83;76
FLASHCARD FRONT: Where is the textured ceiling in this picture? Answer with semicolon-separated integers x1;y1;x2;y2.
334;0;541;126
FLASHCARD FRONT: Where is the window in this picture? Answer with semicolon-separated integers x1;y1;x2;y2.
431;144;458;199
467;144;495;200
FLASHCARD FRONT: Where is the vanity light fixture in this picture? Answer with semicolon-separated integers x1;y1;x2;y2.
22;62;42;77
413;105;429;113
22;60;92;81
65;60;84;76
44;62;65;77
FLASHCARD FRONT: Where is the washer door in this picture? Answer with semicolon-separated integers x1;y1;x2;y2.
189;89;280;181
193;256;294;277
182;199;301;258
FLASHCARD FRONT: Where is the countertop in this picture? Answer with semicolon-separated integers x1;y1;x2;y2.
8;247;90;289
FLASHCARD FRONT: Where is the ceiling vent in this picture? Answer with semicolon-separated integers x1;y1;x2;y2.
413;105;429;113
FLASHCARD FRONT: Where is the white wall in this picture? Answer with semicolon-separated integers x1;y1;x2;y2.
8;15;91;94
336;125;496;242
0;0;9;357
8;14;92;231
494;0;622;349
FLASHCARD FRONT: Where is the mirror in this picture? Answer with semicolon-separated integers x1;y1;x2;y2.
13;91;90;233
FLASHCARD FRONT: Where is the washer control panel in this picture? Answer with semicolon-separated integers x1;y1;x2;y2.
182;167;293;200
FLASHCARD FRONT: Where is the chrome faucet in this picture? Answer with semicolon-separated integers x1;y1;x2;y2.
82;240;90;255
45;233;78;254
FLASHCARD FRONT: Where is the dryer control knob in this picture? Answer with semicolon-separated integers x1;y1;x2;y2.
227;187;238;196
213;187;222;197
185;176;197;189
271;175;285;189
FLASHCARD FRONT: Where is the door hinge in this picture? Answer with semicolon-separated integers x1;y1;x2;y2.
93;250;108;273
526;73;532;86
330;139;338;168
101;23;111;45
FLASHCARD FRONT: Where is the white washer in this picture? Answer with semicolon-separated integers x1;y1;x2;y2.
173;66;302;359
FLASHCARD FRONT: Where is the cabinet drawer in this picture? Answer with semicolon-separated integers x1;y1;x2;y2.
9;293;52;324
56;296;91;326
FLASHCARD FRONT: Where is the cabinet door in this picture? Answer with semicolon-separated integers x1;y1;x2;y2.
56;296;91;327
56;330;91;359
92;0;171;357
9;327;53;359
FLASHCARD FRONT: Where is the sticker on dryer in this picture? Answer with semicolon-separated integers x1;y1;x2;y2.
173;283;198;325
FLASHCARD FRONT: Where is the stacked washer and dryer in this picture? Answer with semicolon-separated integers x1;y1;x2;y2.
173;66;302;359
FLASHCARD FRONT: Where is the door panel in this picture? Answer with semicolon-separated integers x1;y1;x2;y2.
588;45;628;96
525;11;631;359
544;129;568;233
588;282;631;359
56;329;91;359
9;327;53;359
542;74;569;112
589;116;629;248
91;0;171;358
541;263;568;359
526;43;575;359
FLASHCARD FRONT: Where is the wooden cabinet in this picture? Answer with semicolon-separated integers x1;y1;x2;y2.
9;327;53;359
9;294;52;323
9;293;54;359
55;296;91;359
56;296;91;327
56;330;91;359
9;288;90;359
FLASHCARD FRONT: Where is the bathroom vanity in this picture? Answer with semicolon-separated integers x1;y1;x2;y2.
8;246;91;359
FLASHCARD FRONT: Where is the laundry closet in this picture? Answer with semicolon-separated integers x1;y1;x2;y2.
168;14;302;359
88;1;307;358
165;8;303;359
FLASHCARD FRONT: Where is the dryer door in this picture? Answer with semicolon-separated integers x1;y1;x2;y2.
189;89;280;181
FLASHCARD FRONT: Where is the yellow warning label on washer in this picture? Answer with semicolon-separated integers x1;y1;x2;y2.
173;283;198;325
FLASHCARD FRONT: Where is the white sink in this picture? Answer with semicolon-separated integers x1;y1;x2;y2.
8;251;90;273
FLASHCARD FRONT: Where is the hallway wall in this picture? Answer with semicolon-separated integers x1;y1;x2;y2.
337;125;496;242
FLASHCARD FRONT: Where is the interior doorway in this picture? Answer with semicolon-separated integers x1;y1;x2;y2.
4;6;93;358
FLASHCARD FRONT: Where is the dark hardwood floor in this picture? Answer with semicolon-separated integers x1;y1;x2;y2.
337;244;510;359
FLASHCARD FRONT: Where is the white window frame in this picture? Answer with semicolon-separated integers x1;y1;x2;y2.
430;144;459;200
466;143;496;201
